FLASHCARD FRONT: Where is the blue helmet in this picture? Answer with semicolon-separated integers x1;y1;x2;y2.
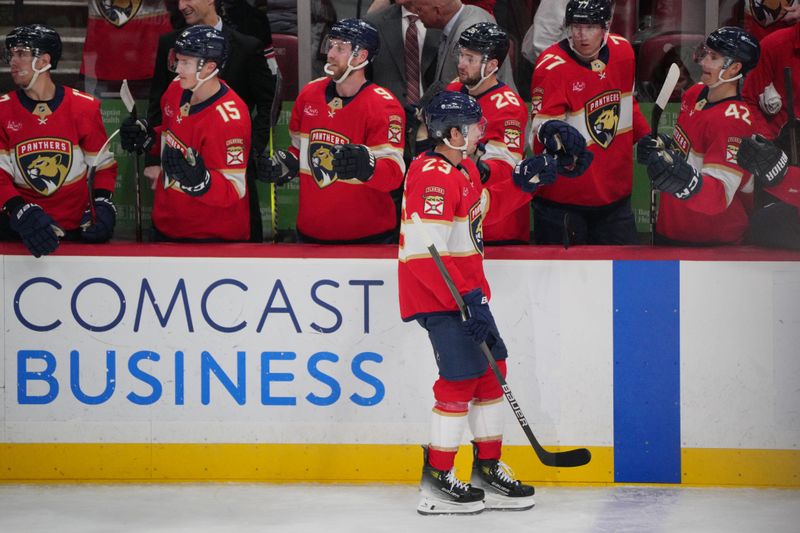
705;26;760;75
425;91;483;141
565;0;614;29
5;24;62;69
173;25;229;69
328;18;380;61
458;22;509;66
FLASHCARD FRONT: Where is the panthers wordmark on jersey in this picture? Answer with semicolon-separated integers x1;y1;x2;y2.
530;35;649;207
288;77;405;242
0;86;116;230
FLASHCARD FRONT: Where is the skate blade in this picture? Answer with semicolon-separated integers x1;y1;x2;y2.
483;492;535;512
416;497;485;516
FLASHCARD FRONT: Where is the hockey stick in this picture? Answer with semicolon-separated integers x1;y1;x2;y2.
648;63;680;245
85;128;120;224
410;212;592;468
784;67;798;165
120;79;143;242
269;68;284;242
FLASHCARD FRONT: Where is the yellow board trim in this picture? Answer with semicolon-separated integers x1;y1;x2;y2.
1;443;611;483
681;448;800;487
2;444;797;486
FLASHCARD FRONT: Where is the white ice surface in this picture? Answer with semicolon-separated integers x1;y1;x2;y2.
1;484;798;533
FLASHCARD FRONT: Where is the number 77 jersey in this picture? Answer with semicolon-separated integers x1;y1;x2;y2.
657;83;758;244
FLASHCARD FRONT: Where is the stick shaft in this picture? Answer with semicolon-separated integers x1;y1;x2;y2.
412;213;590;467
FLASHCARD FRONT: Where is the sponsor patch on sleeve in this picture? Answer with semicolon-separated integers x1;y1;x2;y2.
422;186;445;216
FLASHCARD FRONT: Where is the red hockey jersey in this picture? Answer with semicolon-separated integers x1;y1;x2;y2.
657;84;757;244
0;86;117;230
742;24;800;139
152;80;251;241
288;78;405;242
81;0;172;81
398;151;490;321
447;81;530;243
529;36;649;206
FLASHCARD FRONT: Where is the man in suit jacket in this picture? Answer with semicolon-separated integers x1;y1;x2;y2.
411;0;516;92
365;1;440;107
146;0;276;241
366;0;441;162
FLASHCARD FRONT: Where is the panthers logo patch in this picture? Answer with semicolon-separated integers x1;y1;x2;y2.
585;91;621;149
94;0;142;28
16;138;73;196
308;129;349;188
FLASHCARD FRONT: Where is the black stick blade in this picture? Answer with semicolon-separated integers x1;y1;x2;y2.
540;447;592;468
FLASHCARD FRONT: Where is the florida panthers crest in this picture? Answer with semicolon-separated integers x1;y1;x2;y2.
585;90;621;149
16;138;73;196
94;0;142;27
308;129;349;188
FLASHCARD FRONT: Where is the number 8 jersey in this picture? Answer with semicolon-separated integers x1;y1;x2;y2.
657;83;758;244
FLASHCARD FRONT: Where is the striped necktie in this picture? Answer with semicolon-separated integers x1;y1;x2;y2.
405;15;421;105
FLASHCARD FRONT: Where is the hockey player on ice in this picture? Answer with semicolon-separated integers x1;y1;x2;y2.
398;91;585;515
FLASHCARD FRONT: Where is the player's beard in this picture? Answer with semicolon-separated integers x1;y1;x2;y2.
458;69;481;87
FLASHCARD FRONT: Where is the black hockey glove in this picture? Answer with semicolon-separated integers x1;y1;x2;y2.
512;154;557;194
332;144;376;182
636;133;672;165
80;196;117;243
461;288;495;344
256;149;299;185
473;143;491;183
538;119;586;157
737;134;789;188
7;202;63;258
558;149;593;178
162;145;211;197
120;116;155;155
646;149;703;199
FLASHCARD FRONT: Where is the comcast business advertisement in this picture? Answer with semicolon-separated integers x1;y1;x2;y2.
2;255;613;448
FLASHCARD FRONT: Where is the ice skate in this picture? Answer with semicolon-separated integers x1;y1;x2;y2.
417;446;485;515
470;442;535;511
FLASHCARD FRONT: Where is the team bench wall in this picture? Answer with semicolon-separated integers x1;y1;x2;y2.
1;243;798;486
